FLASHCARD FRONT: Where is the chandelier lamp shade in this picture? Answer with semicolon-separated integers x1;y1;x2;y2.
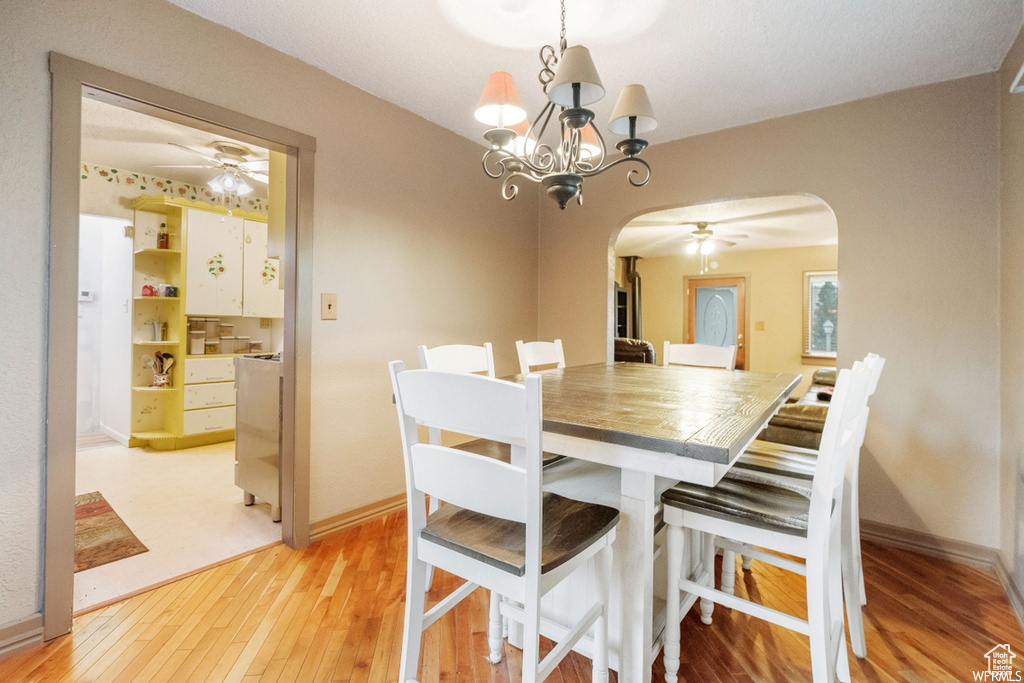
475;1;657;209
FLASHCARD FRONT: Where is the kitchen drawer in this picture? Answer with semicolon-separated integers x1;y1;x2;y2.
185;357;235;383
184;382;235;410
183;406;235;435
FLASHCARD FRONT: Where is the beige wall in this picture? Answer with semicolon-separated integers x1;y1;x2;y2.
1001;27;1024;588
634;245;837;395
539;74;1001;549
0;0;538;627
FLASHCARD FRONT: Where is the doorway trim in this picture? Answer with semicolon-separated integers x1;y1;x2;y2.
47;53;315;640
684;274;750;370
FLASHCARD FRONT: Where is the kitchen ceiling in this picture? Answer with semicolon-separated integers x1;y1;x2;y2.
80;96;270;199
164;0;1021;146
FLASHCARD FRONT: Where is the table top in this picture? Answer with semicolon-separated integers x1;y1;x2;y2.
515;363;801;465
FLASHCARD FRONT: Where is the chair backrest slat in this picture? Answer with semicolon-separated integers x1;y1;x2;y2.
516;339;565;374
417;343;495;377
663;342;737;370
411;443;527;522
398;369;527;443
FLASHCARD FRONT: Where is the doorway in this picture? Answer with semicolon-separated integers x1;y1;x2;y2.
47;53;315;639
686;276;748;370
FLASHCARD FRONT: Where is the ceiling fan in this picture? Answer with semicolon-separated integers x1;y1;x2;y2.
156;141;270;186
679;221;748;274
681;221;748;253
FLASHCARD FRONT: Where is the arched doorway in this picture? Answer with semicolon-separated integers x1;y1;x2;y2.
610;194;838;390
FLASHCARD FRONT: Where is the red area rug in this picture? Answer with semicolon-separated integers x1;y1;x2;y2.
74;491;148;572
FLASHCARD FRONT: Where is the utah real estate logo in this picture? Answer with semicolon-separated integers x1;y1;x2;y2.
974;644;1021;681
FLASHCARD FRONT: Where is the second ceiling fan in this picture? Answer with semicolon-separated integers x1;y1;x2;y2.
157;141;269;194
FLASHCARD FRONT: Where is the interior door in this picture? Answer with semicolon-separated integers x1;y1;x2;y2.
687;276;747;369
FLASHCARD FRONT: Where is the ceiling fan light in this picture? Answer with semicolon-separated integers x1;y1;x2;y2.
234;175;253;195
547;46;605;107
475;71;527;127
208;175;225;193
686;241;699;254
702;240;716;254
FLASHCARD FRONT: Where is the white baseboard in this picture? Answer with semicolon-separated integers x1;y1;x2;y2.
99;423;129;446
310;494;406;541
859;519;997;570
0;613;43;657
995;555;1024;633
861;519;1024;632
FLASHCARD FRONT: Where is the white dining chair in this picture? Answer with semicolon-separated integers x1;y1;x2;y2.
726;353;885;658
662;342;737;370
389;362;618;682
661;362;871;683
515;339;566;374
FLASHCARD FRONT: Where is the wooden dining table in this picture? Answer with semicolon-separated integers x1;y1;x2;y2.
513;362;801;683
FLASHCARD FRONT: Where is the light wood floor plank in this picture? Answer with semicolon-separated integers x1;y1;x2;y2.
4;512;1024;682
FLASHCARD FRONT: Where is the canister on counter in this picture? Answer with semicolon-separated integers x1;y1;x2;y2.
203;318;220;339
219;322;234;338
249;340;264;353
204;340;220;355
220;336;237;354
236;336;251;354
189;330;206;355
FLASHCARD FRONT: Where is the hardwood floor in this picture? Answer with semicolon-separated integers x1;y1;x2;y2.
2;509;1022;682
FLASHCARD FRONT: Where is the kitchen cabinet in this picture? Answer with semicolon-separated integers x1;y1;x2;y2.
242;220;284;318
185;210;243;316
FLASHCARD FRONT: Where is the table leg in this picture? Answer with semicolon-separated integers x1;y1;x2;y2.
618;469;656;683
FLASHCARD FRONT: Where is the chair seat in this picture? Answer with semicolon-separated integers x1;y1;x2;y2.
422;492;619;576
454;438;567;467
735;440;817;481
662;473;814;537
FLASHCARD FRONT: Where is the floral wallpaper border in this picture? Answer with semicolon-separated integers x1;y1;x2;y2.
81;163;268;214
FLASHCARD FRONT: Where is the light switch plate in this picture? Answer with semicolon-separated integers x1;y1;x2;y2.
321;293;338;320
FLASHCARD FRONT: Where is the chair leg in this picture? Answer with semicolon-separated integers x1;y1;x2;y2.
663;523;684;683
721;548;736;595
805;551;831;683
522;595;541;683
699;533;715;625
424;496;439;592
842;536;867;658
830;528;852;682
399;552;428;683
487;591;503;664
592;544;612;683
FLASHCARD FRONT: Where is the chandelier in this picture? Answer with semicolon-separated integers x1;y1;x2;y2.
474;0;657;210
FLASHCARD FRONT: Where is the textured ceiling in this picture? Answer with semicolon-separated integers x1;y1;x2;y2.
165;0;1022;146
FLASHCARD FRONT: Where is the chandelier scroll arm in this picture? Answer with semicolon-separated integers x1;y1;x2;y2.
575;155;652;187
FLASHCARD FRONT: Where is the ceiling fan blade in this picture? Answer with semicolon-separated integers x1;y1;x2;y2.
151;164;217;169
168;142;221;165
240;159;269;172
716;239;737;247
241;170;269;184
718;233;749;240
